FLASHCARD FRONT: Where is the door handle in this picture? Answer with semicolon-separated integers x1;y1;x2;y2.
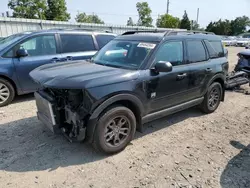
206;68;212;73
66;56;73;61
51;57;60;63
176;73;187;81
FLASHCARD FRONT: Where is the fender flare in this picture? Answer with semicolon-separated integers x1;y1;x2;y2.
89;94;145;119
86;94;145;143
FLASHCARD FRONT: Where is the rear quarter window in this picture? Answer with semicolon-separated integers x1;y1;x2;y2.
95;35;116;49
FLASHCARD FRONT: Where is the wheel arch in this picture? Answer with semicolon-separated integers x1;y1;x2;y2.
208;73;225;101
86;94;144;143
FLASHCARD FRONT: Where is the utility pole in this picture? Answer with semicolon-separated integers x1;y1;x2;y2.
166;0;170;15
196;8;200;24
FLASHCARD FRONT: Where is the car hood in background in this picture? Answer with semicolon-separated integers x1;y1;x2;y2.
30;61;139;89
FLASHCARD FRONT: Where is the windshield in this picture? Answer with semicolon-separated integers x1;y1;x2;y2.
0;33;26;49
92;40;156;70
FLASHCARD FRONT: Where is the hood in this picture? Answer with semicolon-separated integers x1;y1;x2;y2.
30;61;140;89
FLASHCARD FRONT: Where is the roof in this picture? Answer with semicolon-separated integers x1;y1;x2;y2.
17;29;117;36
115;32;222;42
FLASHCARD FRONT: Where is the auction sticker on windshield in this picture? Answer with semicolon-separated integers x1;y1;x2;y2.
137;43;156;49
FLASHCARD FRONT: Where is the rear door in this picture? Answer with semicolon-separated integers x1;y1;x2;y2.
185;39;215;100
12;34;61;93
59;33;97;61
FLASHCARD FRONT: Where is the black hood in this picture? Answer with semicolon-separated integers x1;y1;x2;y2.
30;61;139;89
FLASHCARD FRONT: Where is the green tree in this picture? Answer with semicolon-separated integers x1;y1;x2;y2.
136;2;153;27
230;16;250;35
75;12;104;24
127;17;135;26
8;0;47;19
156;14;180;28
180;10;191;30
46;0;70;21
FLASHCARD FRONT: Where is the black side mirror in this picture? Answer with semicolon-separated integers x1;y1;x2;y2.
154;61;173;73
16;49;28;57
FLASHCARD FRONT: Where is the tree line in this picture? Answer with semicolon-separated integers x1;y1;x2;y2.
7;0;250;35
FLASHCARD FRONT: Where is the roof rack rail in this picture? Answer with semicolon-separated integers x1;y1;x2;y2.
47;28;113;33
122;29;173;35
122;29;215;36
164;30;215;36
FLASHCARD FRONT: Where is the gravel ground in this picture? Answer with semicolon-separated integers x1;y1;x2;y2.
0;47;249;188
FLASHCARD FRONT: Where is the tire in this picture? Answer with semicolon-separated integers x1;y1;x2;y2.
0;78;15;107
92;106;136;154
200;82;222;114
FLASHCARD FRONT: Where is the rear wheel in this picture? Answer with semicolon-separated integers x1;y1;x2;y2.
92;106;136;154
0;78;15;107
200;82;222;114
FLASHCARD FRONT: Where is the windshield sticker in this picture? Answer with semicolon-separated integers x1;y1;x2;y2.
137;43;156;49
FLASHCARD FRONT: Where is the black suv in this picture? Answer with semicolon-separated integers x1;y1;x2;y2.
30;30;228;154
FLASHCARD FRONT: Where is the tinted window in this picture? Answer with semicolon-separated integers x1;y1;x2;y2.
204;40;218;58
96;35;115;49
60;34;95;53
209;41;224;57
4;35;56;57
155;41;184;66
187;40;206;63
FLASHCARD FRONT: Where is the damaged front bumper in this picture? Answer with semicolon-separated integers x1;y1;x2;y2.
35;91;60;134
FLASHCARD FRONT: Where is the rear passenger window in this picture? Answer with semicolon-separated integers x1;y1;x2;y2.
187;40;207;63
96;35;115;49
60;34;95;53
209;41;224;57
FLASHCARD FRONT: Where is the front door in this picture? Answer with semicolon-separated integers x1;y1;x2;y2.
13;34;61;93
146;40;190;113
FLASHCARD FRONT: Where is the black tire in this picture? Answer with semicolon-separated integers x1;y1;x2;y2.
0;78;15;107
92;106;136;154
200;82;222;114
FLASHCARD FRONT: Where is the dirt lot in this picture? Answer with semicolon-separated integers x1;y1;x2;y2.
0;47;249;188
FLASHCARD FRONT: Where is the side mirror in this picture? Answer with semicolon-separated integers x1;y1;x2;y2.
154;61;173;73
16;49;28;57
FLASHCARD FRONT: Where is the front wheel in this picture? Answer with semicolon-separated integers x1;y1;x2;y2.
0;78;15;107
92;106;136;154
200;82;222;114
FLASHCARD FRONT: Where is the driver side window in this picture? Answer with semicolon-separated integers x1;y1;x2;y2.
155;41;184;66
4;35;57;58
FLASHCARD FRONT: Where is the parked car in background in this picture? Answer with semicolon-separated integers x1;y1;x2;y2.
222;36;237;46
0;29;116;107
30;30;228;154
236;37;250;47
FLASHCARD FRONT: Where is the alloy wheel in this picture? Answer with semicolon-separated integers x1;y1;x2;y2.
104;116;131;147
0;83;10;104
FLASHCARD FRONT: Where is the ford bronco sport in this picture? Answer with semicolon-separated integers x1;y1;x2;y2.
30;30;229;154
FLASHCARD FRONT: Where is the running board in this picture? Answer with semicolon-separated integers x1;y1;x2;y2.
142;97;204;124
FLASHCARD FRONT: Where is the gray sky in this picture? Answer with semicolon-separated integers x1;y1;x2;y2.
0;0;249;28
